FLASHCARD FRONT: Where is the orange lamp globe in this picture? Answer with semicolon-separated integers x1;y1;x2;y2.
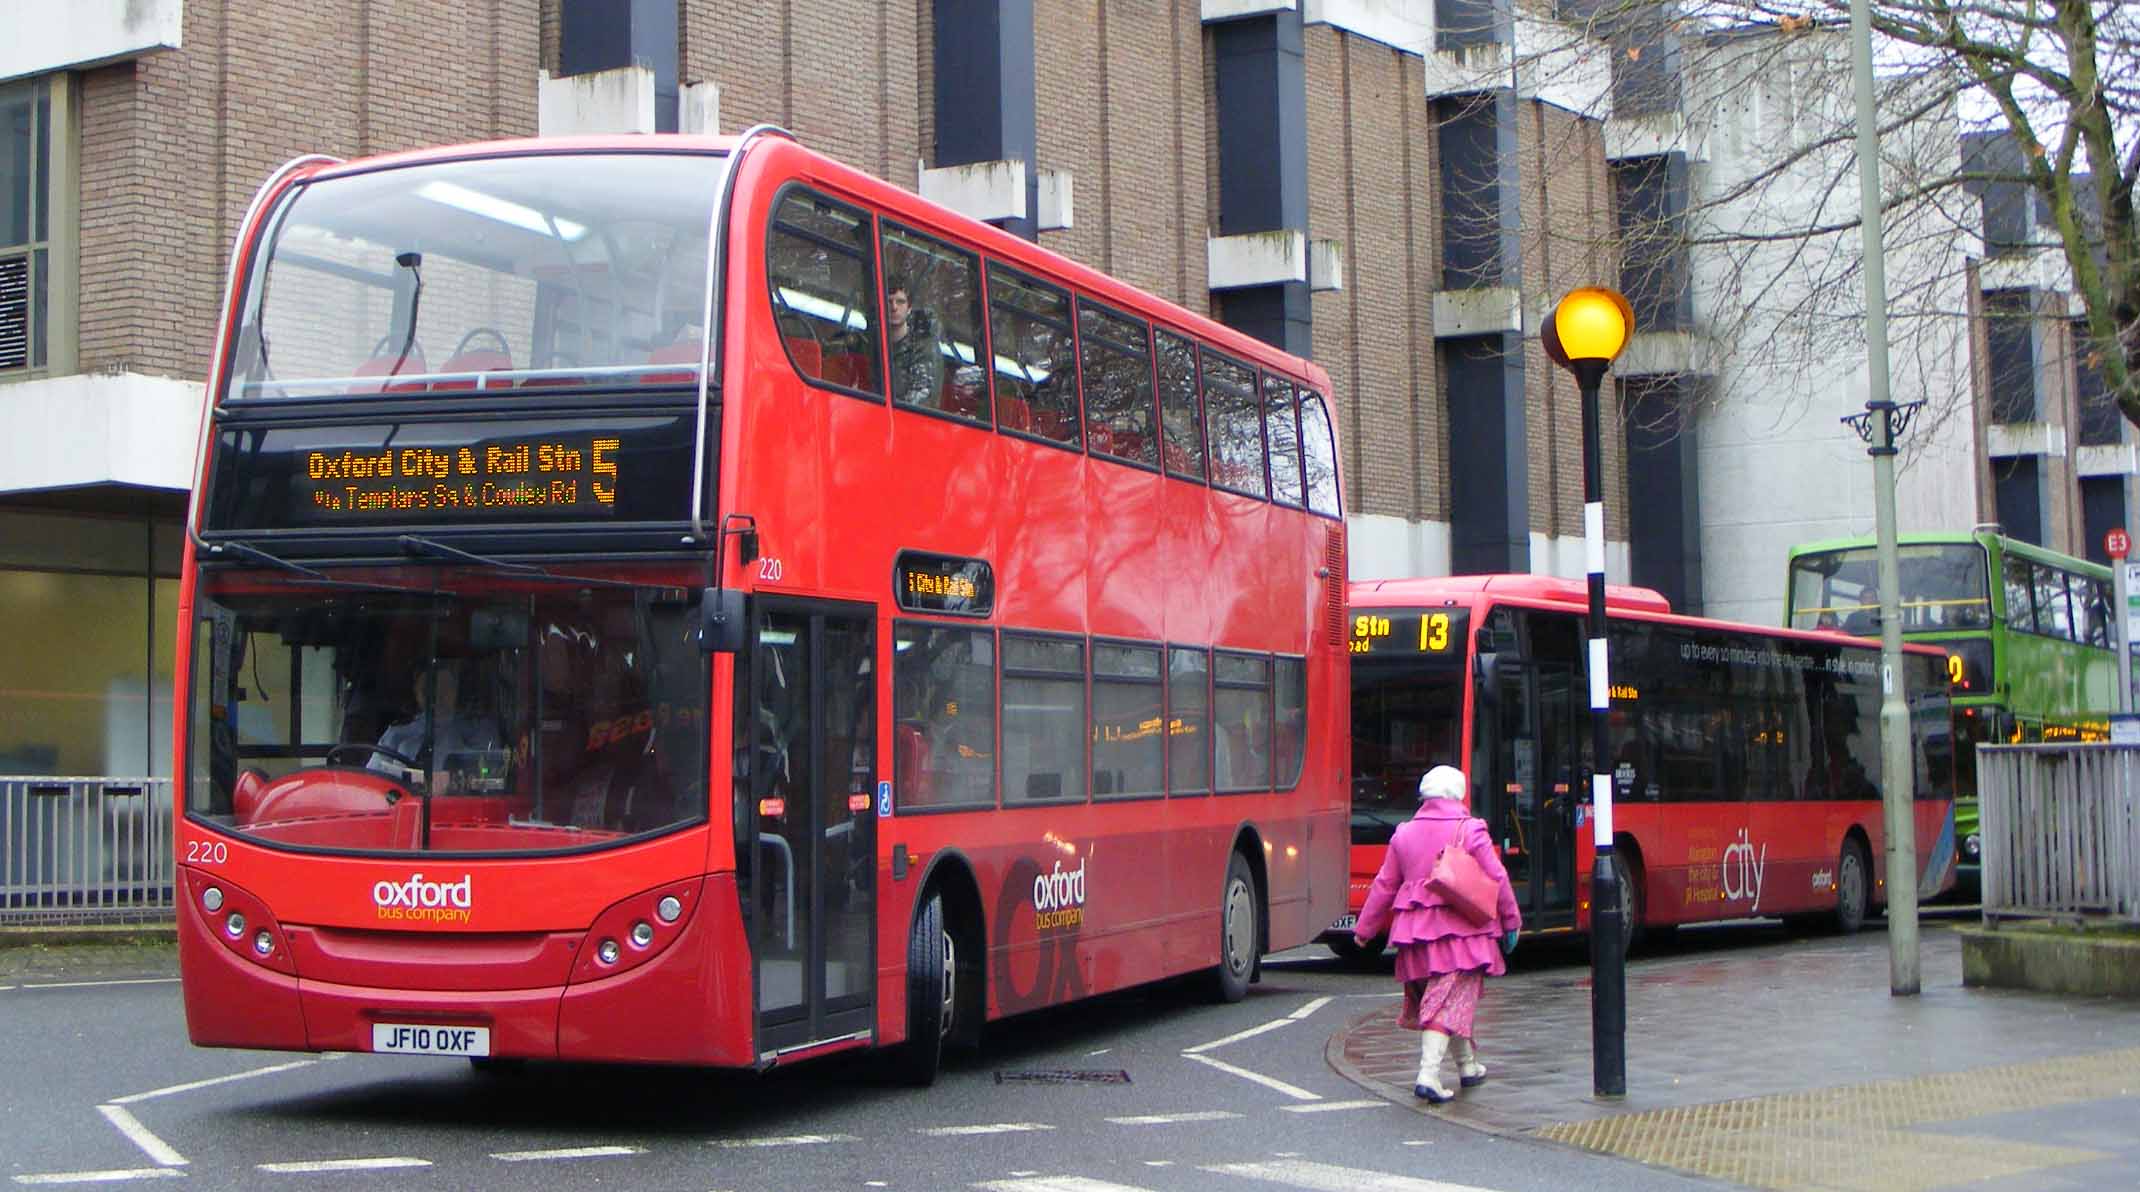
1551;287;1633;364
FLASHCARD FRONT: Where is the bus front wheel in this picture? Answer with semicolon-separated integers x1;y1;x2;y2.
1835;838;1870;934
894;892;952;1086
1210;853;1259;1003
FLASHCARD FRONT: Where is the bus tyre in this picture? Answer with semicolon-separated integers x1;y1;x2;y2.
895;893;951;1086
1211;853;1259;1003
1835;839;1870;935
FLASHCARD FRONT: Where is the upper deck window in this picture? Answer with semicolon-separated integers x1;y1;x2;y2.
988;262;1079;447
1786;543;1991;633
228;152;726;401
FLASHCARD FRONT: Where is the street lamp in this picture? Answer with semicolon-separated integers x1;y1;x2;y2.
1542;285;1634;1099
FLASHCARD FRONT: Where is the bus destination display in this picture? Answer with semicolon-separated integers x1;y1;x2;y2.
300;436;620;516
203;414;697;530
895;551;994;617
1351;609;1468;656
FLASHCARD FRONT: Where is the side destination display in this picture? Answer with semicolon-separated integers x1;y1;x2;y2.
202;414;696;530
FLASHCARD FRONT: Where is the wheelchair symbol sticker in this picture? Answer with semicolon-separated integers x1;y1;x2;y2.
876;780;893;817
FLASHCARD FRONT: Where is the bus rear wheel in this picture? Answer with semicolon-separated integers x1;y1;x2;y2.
893;892;953;1086
1835;838;1870;934
1210;852;1259;1003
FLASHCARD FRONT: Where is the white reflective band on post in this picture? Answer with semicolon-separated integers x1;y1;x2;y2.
1593;774;1614;845
1589;638;1610;709
1585;503;1605;573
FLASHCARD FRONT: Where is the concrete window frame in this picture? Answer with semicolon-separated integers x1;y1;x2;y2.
0;72;76;379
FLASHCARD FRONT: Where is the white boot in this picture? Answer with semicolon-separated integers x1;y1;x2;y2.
1451;1035;1487;1088
1413;1030;1455;1103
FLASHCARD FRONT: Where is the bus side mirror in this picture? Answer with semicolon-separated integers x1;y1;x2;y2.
699;588;747;654
1475;652;1502;711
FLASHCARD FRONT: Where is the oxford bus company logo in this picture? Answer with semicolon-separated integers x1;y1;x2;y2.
372;873;475;923
1031;858;1088;931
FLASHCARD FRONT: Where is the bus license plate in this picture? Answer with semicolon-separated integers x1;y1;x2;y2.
1329;913;1357;932
372;1023;490;1057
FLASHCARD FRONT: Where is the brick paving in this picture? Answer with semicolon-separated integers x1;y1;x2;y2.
1328;922;2140;1188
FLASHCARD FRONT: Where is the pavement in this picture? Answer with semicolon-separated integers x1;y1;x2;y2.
1327;919;2140;1191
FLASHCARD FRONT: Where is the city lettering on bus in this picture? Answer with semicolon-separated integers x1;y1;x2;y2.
175;132;1348;1084
1334;574;1956;964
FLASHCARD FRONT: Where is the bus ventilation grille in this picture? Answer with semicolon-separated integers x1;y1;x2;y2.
1323;527;1346;644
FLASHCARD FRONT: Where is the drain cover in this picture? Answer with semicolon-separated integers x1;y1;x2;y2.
994;1069;1133;1085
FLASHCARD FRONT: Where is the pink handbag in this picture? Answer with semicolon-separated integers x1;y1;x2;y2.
1428;820;1498;927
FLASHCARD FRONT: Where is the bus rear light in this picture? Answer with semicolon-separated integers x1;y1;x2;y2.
183;870;295;976
569;878;703;985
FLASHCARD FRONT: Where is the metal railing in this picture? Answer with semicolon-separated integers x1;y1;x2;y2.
1;777;175;925
1976;744;2140;924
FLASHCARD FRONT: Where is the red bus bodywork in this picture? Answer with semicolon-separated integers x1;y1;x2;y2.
1337;574;1957;947
176;134;1349;1073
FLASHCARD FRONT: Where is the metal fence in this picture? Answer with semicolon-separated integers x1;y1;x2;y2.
1;777;175;925
1976;744;2140;924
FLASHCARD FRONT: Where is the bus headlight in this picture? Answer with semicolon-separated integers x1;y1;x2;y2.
1964;833;1981;861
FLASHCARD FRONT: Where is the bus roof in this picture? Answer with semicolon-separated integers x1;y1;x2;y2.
1354;574;1949;659
1787;529;2108;577
1352;574;1673;615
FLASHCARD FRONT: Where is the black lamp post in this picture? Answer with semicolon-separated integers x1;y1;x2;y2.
1542;285;1634;1099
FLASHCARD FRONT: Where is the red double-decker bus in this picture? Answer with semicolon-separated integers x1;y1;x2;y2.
1329;575;1955;961
175;130;1349;1082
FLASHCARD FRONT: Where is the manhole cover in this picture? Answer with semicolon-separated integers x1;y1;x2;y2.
994;1069;1133;1085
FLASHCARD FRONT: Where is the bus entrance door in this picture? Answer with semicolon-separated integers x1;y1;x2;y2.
1485;660;1580;930
744;600;878;1058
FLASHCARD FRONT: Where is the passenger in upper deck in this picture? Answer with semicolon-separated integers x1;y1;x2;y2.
886;274;945;408
1843;587;1882;636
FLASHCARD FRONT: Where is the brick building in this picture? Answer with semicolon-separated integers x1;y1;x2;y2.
0;0;1630;782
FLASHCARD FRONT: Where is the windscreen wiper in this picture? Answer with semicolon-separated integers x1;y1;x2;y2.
396;534;646;591
206;539;443;595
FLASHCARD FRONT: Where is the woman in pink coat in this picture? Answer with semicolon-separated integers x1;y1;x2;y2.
1351;764;1521;1103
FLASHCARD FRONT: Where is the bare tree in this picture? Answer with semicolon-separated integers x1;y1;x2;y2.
1469;0;2134;433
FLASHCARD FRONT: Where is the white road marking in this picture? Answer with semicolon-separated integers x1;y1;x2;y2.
1182;1018;1291;1054
708;1134;856;1148
1181;1053;1321;1101
95;1107;186;1168
920;1122;1056;1137
491;1145;645;1162
975;1179;1155;1192
110;1058;337;1105
1280;1100;1388;1114
11;1171;184;1186
256;1158;430;1173
20;979;180;991
1288;996;1334;1019
1203;1160;1505;1191
1104;1111;1242;1126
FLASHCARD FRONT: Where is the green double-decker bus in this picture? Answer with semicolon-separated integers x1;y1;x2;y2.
1785;528;2119;878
